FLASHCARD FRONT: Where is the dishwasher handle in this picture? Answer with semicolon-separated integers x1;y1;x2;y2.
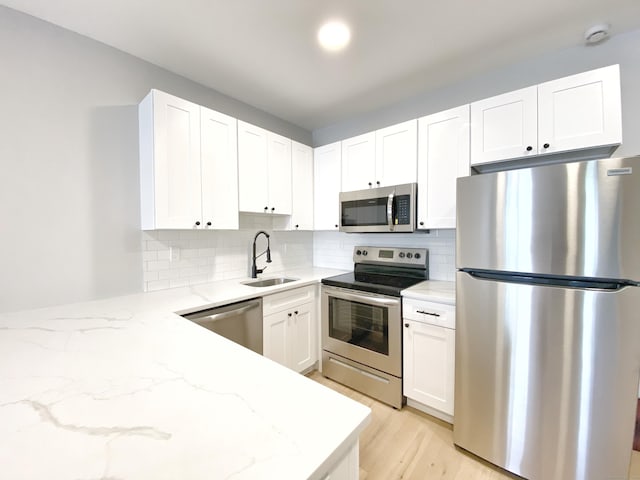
185;300;261;324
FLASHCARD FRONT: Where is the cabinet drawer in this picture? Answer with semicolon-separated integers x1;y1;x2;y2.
403;298;455;329
263;285;315;316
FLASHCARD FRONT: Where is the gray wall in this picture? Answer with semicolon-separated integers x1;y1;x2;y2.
0;6;310;313
312;27;640;158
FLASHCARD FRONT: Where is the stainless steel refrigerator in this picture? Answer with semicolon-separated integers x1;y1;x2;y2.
454;156;640;480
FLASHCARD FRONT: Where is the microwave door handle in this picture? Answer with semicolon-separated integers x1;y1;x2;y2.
387;192;394;231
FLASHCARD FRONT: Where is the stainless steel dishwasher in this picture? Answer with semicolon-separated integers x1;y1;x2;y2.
182;298;263;354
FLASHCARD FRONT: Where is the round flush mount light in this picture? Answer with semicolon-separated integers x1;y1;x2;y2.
317;20;351;51
584;23;610;44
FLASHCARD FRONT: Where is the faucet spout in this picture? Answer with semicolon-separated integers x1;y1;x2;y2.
251;230;272;278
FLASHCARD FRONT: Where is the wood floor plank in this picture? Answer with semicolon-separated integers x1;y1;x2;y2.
308;371;640;480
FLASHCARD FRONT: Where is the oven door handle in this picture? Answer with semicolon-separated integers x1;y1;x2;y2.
387;192;394;231
324;287;400;307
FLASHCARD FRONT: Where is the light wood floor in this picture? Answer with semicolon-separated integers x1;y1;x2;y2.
308;372;640;480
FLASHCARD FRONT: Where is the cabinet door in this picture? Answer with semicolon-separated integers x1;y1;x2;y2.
291;141;314;230
417;106;470;229
263;311;288;367
314;142;341;230
289;302;316;372
470;86;537;165
375;119;417;187
267;132;292;215
238;121;269;213
200;106;239;229
151;90;202;228
341;132;376;191
538;64;622;155
403;320;455;416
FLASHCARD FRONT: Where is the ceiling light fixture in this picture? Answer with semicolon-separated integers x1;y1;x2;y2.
584;23;610;45
317;20;351;52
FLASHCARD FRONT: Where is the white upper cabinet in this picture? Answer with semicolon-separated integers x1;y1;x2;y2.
139;89;238;230
200;106;239;230
471;65;622;169
267;131;293;215
314;142;341;230
341;132;375;191
238;121;269;213
417;105;470;230
238;121;292;215
291;141;314;230
537;65;622;155
341;120;418;192
375;119;418;187
470;87;537;165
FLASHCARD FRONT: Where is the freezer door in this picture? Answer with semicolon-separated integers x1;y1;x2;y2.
454;271;640;480
456;156;640;281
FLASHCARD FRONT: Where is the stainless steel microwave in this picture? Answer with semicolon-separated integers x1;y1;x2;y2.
339;183;417;233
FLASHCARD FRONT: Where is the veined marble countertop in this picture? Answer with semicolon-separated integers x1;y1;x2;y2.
0;267;371;479
401;280;456;305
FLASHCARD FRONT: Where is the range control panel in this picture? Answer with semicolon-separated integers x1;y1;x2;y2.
353;246;428;268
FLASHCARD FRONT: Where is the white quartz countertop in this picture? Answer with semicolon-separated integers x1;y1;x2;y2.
401;280;456;305
0;267;371;479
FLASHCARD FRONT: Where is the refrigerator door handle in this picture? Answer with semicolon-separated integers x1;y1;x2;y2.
461;269;638;290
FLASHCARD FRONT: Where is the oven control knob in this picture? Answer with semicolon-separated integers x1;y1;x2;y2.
399;252;405;258
414;253;421;259
362;250;368;256
407;253;413;259
356;249;362;256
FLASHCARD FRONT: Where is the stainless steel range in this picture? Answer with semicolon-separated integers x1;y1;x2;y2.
321;246;428;409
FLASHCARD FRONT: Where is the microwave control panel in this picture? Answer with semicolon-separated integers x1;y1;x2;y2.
395;195;411;225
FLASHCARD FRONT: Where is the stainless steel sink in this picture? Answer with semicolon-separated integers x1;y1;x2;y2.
242;277;299;287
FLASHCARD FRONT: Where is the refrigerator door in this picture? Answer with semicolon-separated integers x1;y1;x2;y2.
454;271;640;480
457;156;640;281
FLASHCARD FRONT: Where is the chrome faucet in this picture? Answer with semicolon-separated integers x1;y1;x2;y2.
251;230;272;278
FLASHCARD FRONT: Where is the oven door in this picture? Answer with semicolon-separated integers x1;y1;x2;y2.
322;285;402;376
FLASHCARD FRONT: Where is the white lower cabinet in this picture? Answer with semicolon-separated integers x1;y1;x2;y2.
321;442;359;480
402;298;455;422
263;286;317;372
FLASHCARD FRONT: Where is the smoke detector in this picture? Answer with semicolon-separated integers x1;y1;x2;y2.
584;24;610;44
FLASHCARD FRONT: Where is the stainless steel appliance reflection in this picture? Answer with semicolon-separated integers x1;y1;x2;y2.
339;183;417;233
321;246;428;409
182;298;263;354
455;156;640;480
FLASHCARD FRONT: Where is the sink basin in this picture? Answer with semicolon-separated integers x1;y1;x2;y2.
242;277;299;288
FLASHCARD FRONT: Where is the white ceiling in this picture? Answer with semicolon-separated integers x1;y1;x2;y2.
3;0;640;131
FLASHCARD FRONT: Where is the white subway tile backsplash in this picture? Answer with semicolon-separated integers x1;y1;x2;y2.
142;224;456;292
143;271;159;282
142;223;314;292
312;230;456;281
146;260;170;271
156;249;170;261
142;251;158;262
147;279;170;291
